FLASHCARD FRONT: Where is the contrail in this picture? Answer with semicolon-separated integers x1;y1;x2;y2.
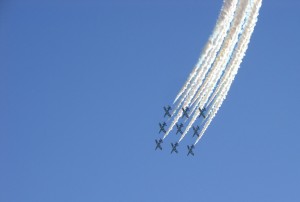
171;0;239;118
189;0;252;116
206;1;254;107
173;0;241;117
195;0;262;144
177;0;251;142
160;0;262;149
208;0;260;112
189;0;250;113
173;0;239;105
164;0;240;139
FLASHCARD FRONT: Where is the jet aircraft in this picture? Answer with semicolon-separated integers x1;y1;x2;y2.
171;142;179;154
163;105;172;118
198;107;206;118
176;123;184;134
187;144;195;156
181;107;190;118
155;139;163;150
192;125;200;137
159;122;167;134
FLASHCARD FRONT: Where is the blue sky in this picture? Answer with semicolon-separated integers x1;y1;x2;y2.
1;0;300;201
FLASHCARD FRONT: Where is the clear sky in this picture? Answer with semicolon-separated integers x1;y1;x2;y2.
1;0;300;201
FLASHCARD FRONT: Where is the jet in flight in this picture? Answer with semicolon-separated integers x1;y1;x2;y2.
171;142;179;154
181;107;190;118
198;107;206;118
159;122;167;134
163;105;172;118
192;125;200;137
155;139;163;150
187;144;195;156
176;123;184;134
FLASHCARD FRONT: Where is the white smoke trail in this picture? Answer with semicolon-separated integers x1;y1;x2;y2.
179;8;237;111
177;0;251;141
173;0;239;105
171;1;239;118
161;0;262;145
194;0;262;144
163;0;240;139
206;0;254;107
171;0;240;118
209;0;259;112
201;0;249;97
189;0;251;115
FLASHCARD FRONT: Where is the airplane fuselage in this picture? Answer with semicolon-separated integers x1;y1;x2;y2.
159;122;167;134
155;139;163;150
176;124;184;134
164;106;172;118
187;145;195;156
181;107;190;118
198;108;206;118
192;126;200;137
171;143;179;154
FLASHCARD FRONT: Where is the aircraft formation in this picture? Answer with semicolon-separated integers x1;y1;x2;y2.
155;105;207;156
154;0;262;155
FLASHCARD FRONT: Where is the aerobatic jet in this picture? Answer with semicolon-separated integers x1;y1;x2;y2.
163;105;172;118
198;107;206;118
192;125;200;137
187;144;195;156
181;107;190;118
171;142;179;154
176;123;184;134
159;122;167;134
155;139;163;150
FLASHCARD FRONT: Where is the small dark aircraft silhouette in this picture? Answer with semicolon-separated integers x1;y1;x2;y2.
192;125;200;138
163;105;172;118
176;123;184;135
155;139;163;150
171;142;179;154
187;145;195;156
181;107;190;118
159;122;167;134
